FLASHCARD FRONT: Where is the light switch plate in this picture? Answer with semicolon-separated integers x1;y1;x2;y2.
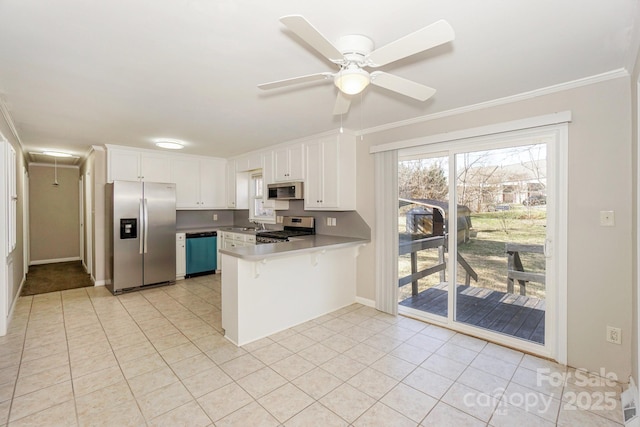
600;211;615;227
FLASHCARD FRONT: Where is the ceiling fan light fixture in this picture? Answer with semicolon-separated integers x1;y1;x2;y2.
335;67;370;95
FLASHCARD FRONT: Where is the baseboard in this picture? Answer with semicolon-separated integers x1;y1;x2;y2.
92;278;107;287
15;275;25;299
7;275;26;332
355;296;375;308
30;256;81;266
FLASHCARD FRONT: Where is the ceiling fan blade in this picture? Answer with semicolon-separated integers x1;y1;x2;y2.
333;91;351;115
370;71;436;101
258;72;333;90
280;15;343;62
366;19;455;67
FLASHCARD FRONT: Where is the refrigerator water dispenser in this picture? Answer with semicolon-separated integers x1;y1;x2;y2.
120;218;137;239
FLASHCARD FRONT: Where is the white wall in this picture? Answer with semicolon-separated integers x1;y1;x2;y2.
356;76;633;379
28;164;80;263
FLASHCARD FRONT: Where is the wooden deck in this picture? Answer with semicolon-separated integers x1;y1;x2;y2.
399;283;545;344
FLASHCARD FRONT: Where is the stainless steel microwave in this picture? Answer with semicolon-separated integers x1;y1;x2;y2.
267;182;303;200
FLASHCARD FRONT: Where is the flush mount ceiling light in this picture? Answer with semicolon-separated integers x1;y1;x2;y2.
42;151;74;158
334;66;370;95
153;138;185;150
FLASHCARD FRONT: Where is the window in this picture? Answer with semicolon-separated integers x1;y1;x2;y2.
249;171;275;222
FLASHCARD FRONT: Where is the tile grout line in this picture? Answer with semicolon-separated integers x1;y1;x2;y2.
58;289;78;427
4;295;32;426
132;287;218;424
84;286;151;426
5;280;626;426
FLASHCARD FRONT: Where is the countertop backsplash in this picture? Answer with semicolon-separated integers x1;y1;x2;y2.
176;205;370;240
176;210;234;231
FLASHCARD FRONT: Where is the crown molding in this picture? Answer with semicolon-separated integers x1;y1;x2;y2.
0;97;23;149
358;69;628;137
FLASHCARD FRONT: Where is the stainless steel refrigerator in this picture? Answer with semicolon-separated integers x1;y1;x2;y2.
107;181;176;294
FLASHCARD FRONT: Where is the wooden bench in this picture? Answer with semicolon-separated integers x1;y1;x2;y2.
506;243;545;295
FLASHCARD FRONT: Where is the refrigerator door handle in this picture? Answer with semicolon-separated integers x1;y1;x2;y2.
144;198;149;254
139;199;144;254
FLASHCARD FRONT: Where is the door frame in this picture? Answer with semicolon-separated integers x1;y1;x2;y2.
0;140;7;336
85;171;93;279
23;167;29;274
79;175;84;271
398;124;568;363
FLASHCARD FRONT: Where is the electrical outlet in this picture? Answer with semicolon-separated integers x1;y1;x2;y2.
213;214;218;221
326;217;332;226
331;218;337;226
606;326;622;344
276;216;283;224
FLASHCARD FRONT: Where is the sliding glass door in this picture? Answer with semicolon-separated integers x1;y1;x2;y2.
398;154;450;317
397;127;562;353
453;144;547;344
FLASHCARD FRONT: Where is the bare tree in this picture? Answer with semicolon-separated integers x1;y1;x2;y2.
398;159;448;200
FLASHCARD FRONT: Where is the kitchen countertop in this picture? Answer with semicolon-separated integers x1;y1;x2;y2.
176;227;260;235
219;234;369;261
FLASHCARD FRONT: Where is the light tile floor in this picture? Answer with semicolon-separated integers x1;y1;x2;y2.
0;274;625;426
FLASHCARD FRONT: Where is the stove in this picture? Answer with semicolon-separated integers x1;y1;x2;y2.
256;216;315;244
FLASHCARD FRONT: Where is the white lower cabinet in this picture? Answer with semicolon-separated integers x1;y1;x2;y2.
176;233;186;280
222;232;256;249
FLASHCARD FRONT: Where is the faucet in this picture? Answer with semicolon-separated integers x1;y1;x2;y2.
252;221;267;231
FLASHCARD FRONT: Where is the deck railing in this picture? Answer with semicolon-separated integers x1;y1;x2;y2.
399;234;477;296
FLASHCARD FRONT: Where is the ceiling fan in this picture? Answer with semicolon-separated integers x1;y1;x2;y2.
258;15;455;115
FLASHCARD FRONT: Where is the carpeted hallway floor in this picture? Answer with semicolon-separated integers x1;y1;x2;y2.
21;261;93;296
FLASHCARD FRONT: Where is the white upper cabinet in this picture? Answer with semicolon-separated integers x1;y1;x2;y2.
226;160;237;208
171;158;200;208
171;157;226;209
235;153;263;172
226;160;249;209
273;143;304;182
107;146;171;183
304;134;356;211
199;158;227;208
140;154;172;182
